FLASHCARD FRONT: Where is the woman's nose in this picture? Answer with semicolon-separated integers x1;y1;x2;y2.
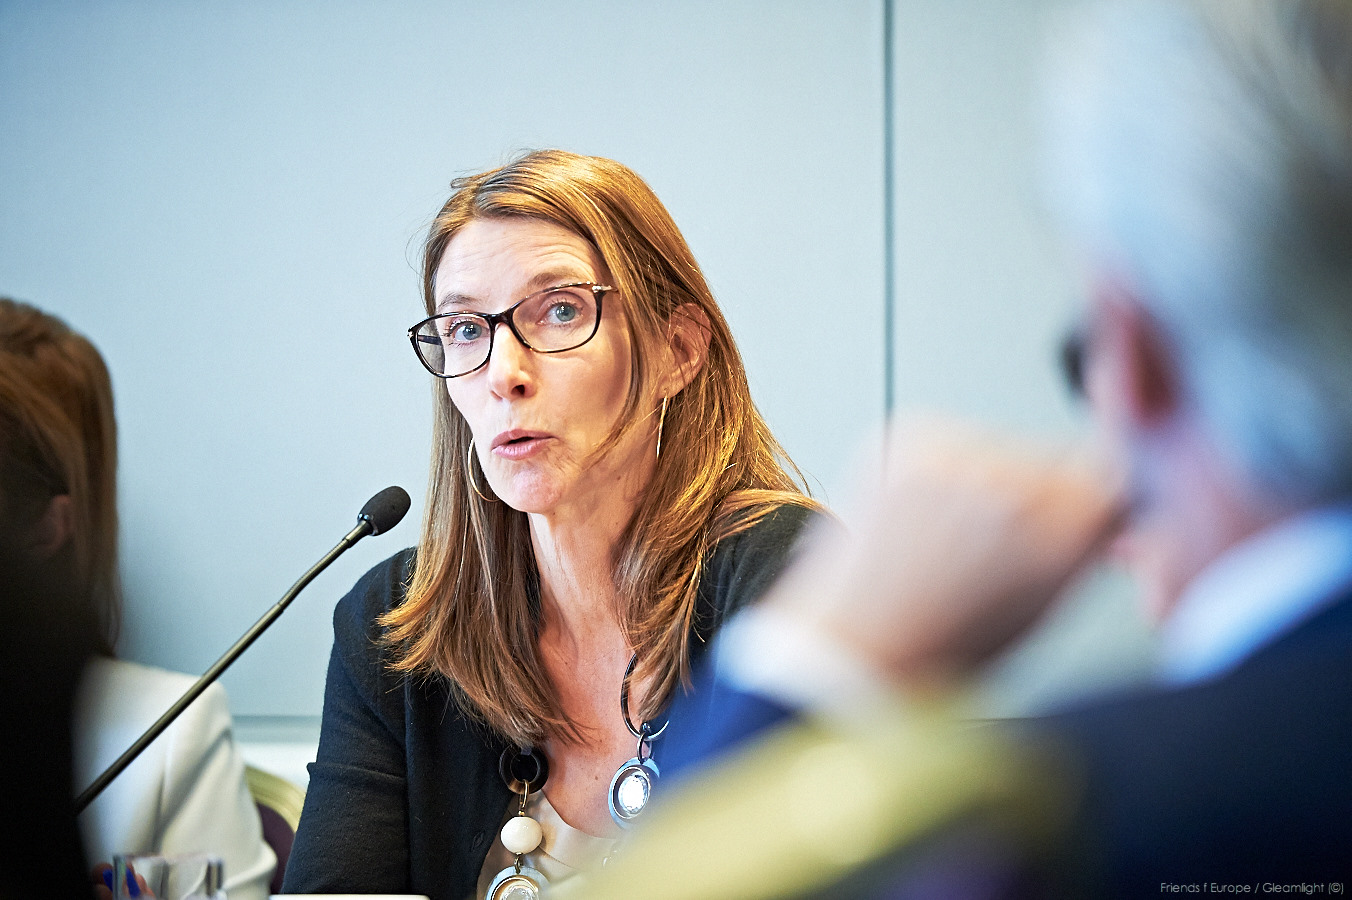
485;323;535;398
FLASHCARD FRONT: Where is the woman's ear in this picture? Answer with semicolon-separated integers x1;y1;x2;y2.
661;304;712;397
31;494;74;559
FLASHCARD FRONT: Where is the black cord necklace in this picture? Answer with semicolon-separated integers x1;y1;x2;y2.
487;653;668;899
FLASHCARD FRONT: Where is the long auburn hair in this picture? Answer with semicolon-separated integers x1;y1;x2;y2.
0;298;120;654
380;150;817;745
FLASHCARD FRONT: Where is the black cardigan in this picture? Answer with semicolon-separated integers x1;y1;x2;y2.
283;504;813;900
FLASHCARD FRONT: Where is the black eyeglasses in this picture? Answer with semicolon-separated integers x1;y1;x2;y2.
409;282;612;378
1058;325;1087;398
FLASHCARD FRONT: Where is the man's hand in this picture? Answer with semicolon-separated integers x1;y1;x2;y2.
770;418;1125;690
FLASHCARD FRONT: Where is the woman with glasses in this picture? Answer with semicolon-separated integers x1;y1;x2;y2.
283;150;820;900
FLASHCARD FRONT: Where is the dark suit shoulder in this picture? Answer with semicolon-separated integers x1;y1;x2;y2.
1042;594;1352;891
1051;591;1352;736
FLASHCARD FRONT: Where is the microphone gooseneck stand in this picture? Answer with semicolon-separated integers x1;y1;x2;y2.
73;486;411;814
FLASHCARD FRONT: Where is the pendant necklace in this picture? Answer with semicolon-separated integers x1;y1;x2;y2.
486;653;668;899
487;746;550;900
609;652;668;827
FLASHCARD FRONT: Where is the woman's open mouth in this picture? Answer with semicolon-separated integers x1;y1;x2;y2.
491;430;551;459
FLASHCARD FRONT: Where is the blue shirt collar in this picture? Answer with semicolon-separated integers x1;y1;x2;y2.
1157;503;1352;685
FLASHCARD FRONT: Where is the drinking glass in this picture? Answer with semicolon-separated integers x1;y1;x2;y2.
112;852;224;900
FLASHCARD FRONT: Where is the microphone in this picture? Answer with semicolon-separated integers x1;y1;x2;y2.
356;485;412;536
74;486;411;814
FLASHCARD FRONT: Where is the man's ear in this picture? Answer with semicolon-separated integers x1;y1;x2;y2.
1090;288;1180;430
660;304;712;397
31;494;74;559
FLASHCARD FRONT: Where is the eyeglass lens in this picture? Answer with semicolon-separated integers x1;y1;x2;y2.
414;285;601;377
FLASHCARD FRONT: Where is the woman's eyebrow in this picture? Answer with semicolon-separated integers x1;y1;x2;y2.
434;291;481;314
434;272;593;314
523;271;593;293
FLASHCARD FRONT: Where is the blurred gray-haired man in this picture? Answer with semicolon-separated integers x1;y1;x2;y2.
582;1;1352;896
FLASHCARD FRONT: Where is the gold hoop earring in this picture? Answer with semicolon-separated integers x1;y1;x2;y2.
466;439;498;503
655;397;669;462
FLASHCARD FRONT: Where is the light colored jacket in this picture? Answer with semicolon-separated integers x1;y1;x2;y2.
75;657;276;900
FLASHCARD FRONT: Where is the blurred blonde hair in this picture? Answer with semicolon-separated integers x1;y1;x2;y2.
381;150;816;745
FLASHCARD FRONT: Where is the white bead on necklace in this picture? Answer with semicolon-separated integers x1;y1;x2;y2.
500;811;543;855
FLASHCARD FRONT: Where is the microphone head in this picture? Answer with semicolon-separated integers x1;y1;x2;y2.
358;486;411;536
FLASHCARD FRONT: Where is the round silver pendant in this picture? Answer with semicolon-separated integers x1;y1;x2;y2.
487;864;546;900
608;756;659;827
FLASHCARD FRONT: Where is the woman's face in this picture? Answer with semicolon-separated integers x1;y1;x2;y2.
434;217;655;521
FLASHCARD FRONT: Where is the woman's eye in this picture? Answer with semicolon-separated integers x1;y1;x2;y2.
445;320;484;342
544;302;580;324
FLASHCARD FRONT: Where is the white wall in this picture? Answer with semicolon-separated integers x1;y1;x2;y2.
0;0;886;717
893;0;1079;431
